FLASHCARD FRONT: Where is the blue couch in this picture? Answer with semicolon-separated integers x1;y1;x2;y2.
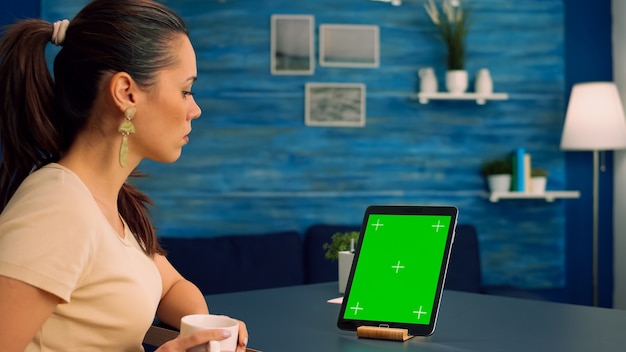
160;224;545;299
160;230;304;295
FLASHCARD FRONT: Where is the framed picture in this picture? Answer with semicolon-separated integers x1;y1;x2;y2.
305;83;366;127
271;14;314;75
319;24;379;68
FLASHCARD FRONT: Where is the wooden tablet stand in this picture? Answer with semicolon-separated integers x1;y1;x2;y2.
356;326;414;341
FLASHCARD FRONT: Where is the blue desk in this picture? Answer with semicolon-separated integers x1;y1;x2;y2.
205;282;626;351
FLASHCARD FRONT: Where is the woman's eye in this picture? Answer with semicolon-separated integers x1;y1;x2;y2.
183;91;195;98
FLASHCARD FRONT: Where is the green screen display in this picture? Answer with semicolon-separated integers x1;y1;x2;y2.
342;213;452;325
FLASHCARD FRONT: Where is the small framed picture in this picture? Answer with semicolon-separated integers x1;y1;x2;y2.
305;83;366;127
270;14;315;75
319;24;379;68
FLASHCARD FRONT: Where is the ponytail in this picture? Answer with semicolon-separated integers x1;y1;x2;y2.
119;175;164;256
0;19;163;256
0;0;188;256
0;19;63;210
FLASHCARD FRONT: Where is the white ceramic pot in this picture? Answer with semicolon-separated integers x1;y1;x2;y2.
445;70;468;94
338;251;354;294
487;174;512;193
530;177;547;194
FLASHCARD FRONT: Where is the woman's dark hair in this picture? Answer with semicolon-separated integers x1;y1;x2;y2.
0;0;190;255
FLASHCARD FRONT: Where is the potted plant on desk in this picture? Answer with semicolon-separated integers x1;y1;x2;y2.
481;157;513;193
323;231;359;294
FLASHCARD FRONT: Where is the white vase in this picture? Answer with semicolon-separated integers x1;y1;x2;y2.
487;174;512;193
445;70;469;94
419;67;438;93
475;68;493;94
338;251;354;294
530;177;547;194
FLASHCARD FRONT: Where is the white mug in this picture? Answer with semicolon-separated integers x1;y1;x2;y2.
180;314;239;352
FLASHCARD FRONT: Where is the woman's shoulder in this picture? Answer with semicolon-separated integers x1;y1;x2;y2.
19;163;90;196
4;163;97;219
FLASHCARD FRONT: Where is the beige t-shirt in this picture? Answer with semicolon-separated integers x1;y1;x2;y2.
0;163;162;351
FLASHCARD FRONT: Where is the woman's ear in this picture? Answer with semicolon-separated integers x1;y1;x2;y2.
109;72;137;111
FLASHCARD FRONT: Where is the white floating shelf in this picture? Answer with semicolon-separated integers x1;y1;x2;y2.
416;92;509;105
488;191;581;203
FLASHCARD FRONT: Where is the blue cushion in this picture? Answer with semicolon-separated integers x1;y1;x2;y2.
159;231;304;295
444;225;548;300
445;224;483;293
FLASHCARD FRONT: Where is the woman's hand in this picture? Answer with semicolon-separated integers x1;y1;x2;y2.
156;328;230;351
156;320;248;352
236;320;248;352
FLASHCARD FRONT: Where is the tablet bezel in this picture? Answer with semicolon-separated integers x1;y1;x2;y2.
336;205;458;336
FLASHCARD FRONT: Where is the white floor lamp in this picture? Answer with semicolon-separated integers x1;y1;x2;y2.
560;82;626;306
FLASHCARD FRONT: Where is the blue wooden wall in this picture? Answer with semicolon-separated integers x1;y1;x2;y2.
42;0;565;289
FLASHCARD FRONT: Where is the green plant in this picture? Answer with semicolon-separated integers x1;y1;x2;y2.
322;231;360;261
480;158;512;176
531;168;548;177
424;0;472;70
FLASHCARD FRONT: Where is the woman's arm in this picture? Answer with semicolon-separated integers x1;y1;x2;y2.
154;254;208;328
0;275;61;352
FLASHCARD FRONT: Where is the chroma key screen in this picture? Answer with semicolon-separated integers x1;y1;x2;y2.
342;213;453;325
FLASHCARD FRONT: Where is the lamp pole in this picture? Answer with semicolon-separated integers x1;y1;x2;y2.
592;150;599;307
560;82;626;307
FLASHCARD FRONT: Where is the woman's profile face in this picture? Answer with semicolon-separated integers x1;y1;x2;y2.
132;34;201;164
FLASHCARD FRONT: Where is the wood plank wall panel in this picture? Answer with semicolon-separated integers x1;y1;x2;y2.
42;0;564;289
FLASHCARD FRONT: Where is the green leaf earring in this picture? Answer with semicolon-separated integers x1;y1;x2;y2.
118;107;136;167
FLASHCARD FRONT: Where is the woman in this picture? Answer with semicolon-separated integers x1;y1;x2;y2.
0;0;248;351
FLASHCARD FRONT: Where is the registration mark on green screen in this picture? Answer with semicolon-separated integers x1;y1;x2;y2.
343;214;451;325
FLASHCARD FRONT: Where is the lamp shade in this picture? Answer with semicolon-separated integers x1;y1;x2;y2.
560;82;626;151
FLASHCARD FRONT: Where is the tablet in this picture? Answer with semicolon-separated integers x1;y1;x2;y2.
337;205;458;336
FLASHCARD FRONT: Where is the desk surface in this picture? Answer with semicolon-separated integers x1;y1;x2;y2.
206;282;626;352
